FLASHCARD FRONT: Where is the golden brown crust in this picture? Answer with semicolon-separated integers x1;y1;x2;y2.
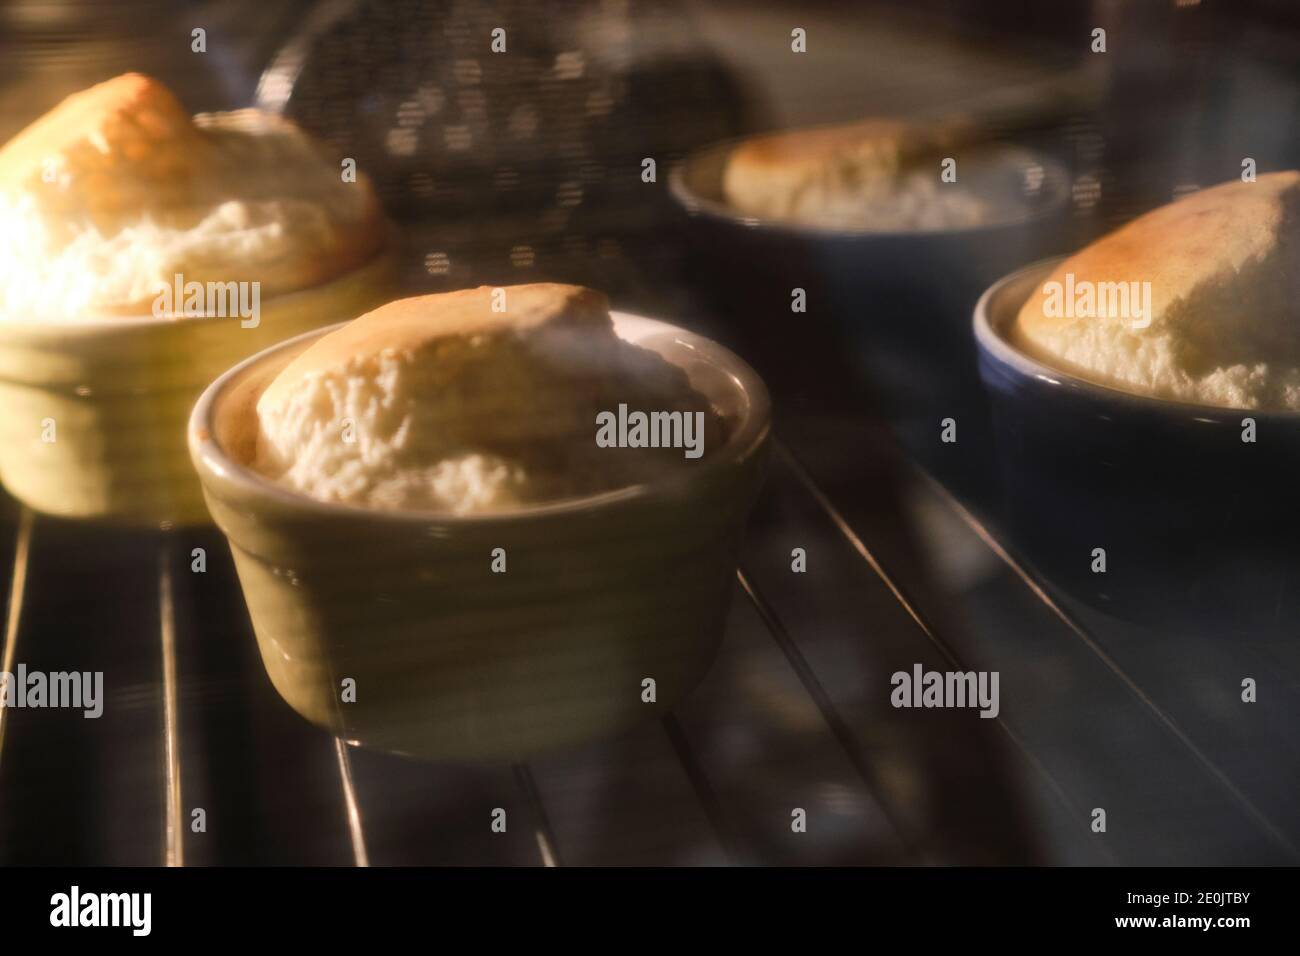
726;119;913;174
259;284;612;411
1010;171;1300;409
1014;171;1300;350
0;73;388;314
721;116;979;224
0;75;200;219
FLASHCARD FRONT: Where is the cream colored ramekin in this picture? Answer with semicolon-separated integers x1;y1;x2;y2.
189;312;771;761
0;251;397;527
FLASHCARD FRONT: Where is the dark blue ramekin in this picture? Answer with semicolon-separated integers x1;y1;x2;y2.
975;259;1300;633
670;137;1073;433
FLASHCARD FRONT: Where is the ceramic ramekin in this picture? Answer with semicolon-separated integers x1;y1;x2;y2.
0;251;397;527
975;258;1300;632
189;312;771;760
669;136;1073;441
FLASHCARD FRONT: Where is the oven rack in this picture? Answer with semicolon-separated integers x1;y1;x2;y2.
1;417;1294;866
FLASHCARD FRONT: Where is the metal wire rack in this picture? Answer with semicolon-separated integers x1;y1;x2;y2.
1;413;1296;865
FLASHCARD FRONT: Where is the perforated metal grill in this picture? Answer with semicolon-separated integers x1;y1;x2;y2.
255;0;755;296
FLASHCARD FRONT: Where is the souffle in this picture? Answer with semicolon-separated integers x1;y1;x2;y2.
252;284;725;514
0;73;386;318
722;118;991;230
1014;171;1300;411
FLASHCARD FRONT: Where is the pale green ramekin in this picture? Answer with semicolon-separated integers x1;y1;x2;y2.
189;312;771;760
0;251;397;527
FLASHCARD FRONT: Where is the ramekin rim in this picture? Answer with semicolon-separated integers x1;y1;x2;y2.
0;241;395;337
188;309;773;525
